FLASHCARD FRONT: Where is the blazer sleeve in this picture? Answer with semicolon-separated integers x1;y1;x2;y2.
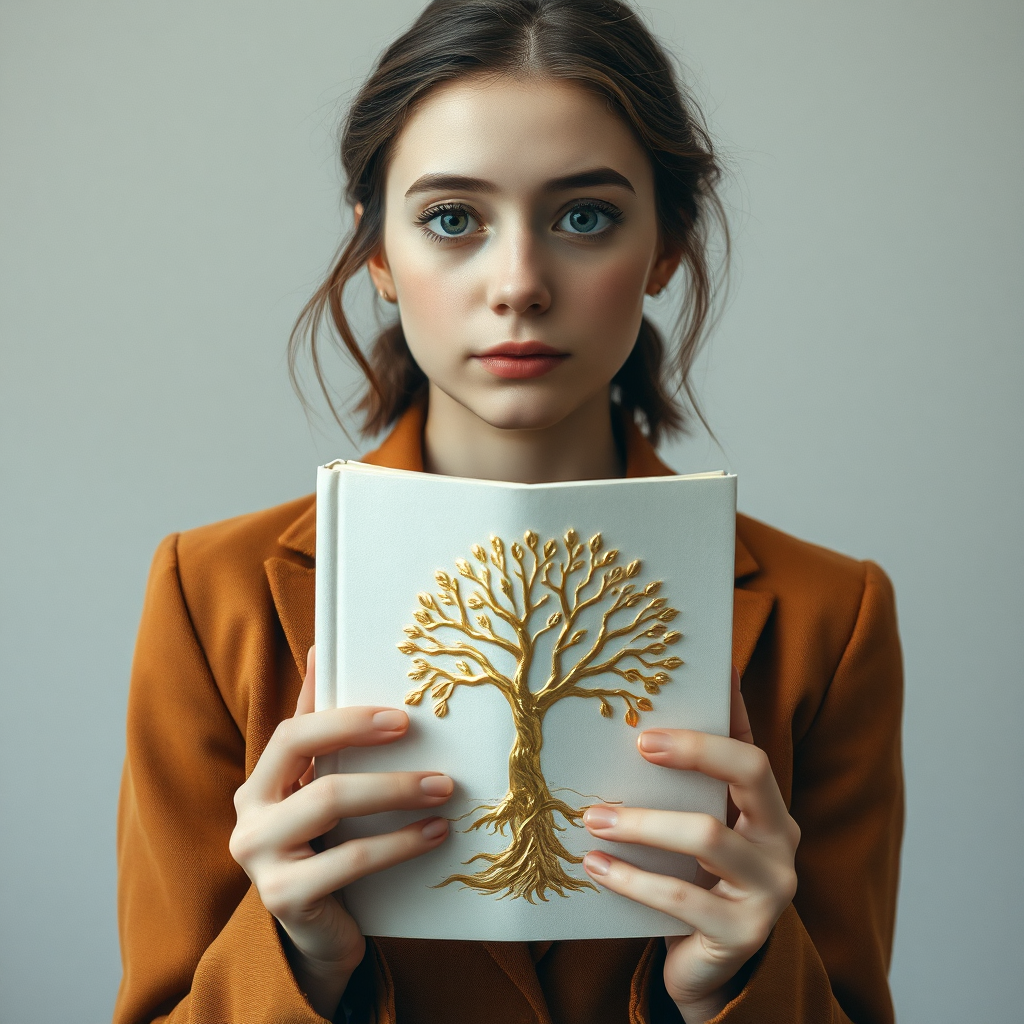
710;561;904;1024
113;535;333;1024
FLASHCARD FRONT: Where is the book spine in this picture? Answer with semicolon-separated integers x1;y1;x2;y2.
314;465;340;712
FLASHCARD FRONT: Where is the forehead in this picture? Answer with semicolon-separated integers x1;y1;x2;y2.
387;75;653;196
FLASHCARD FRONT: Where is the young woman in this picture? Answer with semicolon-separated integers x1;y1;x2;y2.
113;2;903;1022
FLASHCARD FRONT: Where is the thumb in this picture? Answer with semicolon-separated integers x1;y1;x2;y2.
294;646;316;718
729;665;754;745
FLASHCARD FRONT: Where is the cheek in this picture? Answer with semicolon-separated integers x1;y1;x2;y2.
567;256;649;344
389;251;474;361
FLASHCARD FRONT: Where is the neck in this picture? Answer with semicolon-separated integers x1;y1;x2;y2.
422;385;624;483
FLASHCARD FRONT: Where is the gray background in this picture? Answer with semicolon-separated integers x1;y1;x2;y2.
1;0;1020;1020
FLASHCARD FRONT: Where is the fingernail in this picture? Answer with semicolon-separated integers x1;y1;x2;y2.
421;817;449;840
638;730;671;753
420;774;453;797
583;806;618;830
372;709;407;731
584;851;611;876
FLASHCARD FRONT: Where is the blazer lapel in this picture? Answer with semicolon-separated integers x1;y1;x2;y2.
265;555;315;676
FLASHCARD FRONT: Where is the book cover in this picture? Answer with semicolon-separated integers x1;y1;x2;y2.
315;463;736;941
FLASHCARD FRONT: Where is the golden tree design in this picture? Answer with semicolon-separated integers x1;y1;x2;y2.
398;530;683;902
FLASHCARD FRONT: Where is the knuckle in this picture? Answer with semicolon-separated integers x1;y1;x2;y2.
746;746;773;785
663;877;692;915
257;866;296;919
340;839;375;881
696;815;726;853
786;816;802;850
227;821;260;866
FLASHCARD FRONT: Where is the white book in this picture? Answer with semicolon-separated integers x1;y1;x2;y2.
315;462;736;941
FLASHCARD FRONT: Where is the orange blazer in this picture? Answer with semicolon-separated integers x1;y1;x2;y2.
114;404;903;1024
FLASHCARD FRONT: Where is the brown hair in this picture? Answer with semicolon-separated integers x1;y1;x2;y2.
289;0;727;445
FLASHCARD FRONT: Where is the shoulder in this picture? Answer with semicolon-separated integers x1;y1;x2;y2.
167;493;315;594
737;512;897;671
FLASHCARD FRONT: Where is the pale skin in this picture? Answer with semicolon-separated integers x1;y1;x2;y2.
230;75;799;1022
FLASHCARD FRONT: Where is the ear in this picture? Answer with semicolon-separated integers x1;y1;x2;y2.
645;240;683;297
355;202;398;303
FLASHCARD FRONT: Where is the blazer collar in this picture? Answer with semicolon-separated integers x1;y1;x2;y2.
270;402;770;676
277;402;760;579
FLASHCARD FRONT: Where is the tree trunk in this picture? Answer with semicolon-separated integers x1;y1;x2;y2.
439;694;596;902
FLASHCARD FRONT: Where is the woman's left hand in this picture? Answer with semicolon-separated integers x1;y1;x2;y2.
582;668;800;1023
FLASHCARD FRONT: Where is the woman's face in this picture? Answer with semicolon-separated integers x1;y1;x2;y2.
370;75;677;432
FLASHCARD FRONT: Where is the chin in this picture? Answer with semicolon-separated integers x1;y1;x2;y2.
464;390;583;433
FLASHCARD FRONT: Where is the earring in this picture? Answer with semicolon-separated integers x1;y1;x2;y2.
377;288;386;300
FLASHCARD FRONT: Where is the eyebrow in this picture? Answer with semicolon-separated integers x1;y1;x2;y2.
404;166;636;198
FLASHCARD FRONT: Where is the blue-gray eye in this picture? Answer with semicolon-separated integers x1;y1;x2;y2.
559;205;614;234
427;208;477;236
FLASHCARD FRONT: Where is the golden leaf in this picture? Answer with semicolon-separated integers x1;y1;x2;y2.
664;631;682;645
456;558;474;578
543;539;557;558
472;545;487;562
432;681;454;699
397;641;418;655
405;690;424;705
599;699;613;718
657;608;679;622
647;642;667;654
623;668;641;682
662;656;684;669
636;698;654;712
607;567;624;583
435;570;451;588
434;701;448;718
476;614;491;629
439;593;456;606
643;682;661;694
418;593;435;609
625;707;639;727
408;666;429;681
653;672;669;684
500;577;513;598
625;559;641;578
525;530;538;548
589;533;602;553
511;542;523;560
547;612;562;627
625;595;642;607
650;597;666;609
466;593;484;609
569;560;583;572
569;630;587;644
413;610;432;624
605;548;619;563
403;626;423;638
456;660;471;674
643;580;662;596
565;529;579;548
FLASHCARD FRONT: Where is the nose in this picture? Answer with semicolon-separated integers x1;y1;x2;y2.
486;226;551;317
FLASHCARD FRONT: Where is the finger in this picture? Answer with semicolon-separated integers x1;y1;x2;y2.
260;772;454;849
730;666;754;745
583;850;738;939
582;805;772;889
286;816;450;899
636;729;789;833
294;647;316;718
243;707;410;804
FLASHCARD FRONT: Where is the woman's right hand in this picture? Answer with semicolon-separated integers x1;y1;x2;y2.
229;647;452;1019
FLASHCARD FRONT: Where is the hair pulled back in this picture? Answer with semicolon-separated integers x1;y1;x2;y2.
289;0;727;444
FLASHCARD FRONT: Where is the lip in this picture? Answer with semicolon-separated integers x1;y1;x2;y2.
473;341;569;380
